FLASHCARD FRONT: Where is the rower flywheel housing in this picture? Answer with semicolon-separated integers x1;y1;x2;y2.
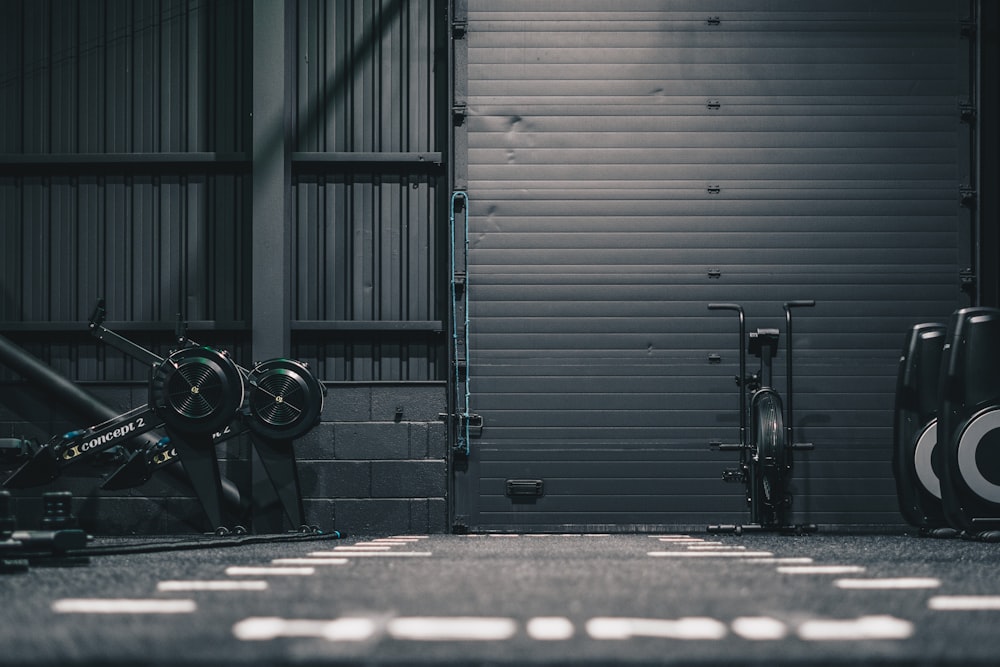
150;346;245;436
246;358;325;440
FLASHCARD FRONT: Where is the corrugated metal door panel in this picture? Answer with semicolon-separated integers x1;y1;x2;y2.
463;1;964;530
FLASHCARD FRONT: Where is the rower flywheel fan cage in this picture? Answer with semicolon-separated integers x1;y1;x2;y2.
150;346;245;436
246;359;324;441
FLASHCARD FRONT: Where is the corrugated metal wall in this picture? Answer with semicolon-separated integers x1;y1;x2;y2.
0;0;251;379
290;0;447;381
462;1;968;530
0;0;447;383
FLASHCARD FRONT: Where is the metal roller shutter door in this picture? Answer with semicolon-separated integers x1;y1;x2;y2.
459;1;967;531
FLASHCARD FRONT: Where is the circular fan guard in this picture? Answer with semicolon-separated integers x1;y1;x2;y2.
150;346;245;436
752;389;785;503
246;358;324;440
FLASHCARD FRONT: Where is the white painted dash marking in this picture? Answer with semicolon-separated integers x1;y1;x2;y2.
387;617;517;641
929;595;1000;611
226;566;316;576
731;616;789;641
835;577;941;590
272;557;349;565
53;598;197;614
648;551;774;558
308;551;432;558
369;538;422;544
797;615;913;641
743;557;814;565
526;617;575;641
776;565;866;575
658;537;705;543
233;616;376;642
586;617;728;641
158;580;269;592
333;545;393;551
685;545;746;551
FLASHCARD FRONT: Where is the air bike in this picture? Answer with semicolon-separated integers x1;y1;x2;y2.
3;300;325;534
706;301;817;535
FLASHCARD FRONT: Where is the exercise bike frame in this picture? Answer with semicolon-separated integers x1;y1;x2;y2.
707;300;816;535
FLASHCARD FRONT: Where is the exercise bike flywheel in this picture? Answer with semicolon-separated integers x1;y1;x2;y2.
245;358;325;440
751;388;786;502
150;346;245;436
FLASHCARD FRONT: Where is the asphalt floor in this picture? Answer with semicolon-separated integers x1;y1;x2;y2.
2;530;1000;666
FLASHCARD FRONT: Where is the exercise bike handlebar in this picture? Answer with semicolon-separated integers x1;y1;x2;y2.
708;303;743;312
708;303;747;446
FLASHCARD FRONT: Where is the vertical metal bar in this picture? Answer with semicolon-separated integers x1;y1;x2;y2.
251;0;291;360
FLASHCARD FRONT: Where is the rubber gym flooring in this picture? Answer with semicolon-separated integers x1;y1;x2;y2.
2;531;1000;667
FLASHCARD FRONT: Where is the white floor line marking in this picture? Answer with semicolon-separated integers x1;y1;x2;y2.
333;545;393;551
648;551;774;558
835;577;941;590
587;617;728;641
797;615;913;641
370;538;422;543
226;566;316;576
391;535;429;539
157;580;269;592
685;545;747;551
526;617;575;641
387;617;517;641
233;617;376;642
272;557;349;565
777;565;866;575
658;537;704;542
308;551;432;558
53;599;197;614
743;557;814;564
928;595;1000;610
731;616;789;641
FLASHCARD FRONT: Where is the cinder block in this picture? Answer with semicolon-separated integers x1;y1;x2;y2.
371;460;447;498
299;460;371;498
427;498;448;533
371;384;447;422
292;423;336;460
303;498;336;532
335;422;410;460
426;421;448;458
322;385;371;421
331;498;412;535
406;498;447;534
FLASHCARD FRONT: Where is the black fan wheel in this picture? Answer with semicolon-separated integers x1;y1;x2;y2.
751;388;786;503
150;346;245;437
246;358;324;440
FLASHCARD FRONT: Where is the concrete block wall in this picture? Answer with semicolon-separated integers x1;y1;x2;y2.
296;383;450;536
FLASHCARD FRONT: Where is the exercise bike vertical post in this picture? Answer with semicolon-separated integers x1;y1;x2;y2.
708;304;747;453
783;301;816;456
